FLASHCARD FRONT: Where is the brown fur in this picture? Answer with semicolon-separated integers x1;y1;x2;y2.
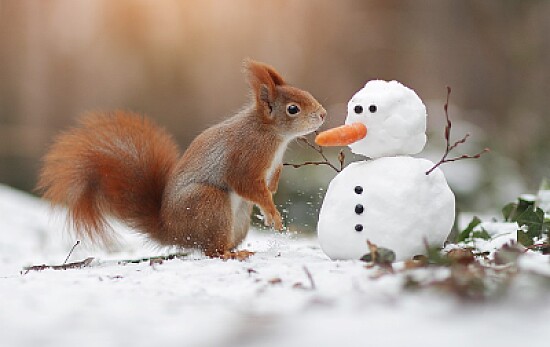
37;59;326;255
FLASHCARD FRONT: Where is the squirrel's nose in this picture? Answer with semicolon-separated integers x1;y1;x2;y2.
319;109;327;120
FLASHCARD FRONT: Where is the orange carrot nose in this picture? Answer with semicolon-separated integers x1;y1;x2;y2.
315;122;368;146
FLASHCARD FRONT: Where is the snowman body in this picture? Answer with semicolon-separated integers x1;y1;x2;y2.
318;157;455;261
316;80;456;261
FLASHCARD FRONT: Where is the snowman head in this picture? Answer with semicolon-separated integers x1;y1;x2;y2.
346;80;427;158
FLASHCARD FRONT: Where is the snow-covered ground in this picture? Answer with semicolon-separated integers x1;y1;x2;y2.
1;184;550;347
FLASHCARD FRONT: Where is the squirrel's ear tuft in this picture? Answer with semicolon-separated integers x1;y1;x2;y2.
243;59;285;104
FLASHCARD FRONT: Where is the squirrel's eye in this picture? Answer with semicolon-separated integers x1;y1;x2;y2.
354;105;363;114
369;105;377;113
287;104;300;116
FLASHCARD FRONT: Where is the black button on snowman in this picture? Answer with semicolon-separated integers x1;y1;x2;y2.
354;187;365;231
316;80;456;261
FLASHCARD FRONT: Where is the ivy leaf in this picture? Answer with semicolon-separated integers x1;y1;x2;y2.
457;216;483;242
517;207;545;238
471;229;491;240
424;246;451;266
503;198;535;222
517;230;534;247
502;203;516;222
516;206;546;247
517;198;535;216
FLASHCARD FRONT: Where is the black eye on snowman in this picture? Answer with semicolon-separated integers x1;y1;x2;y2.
354;105;363;114
369;105;377;113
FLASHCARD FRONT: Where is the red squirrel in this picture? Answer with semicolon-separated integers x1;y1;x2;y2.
37;59;326;258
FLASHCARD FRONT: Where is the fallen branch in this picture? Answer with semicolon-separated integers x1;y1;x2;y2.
303;266;316;290
117;252;190;265
22;257;94;274
524;243;550;252
426;86;490;175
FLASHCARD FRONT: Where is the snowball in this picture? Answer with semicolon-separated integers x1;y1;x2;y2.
346;80;427;158
318;156;455;261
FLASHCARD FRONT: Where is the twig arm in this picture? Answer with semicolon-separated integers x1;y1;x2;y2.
283;135;343;173
426;86;489;175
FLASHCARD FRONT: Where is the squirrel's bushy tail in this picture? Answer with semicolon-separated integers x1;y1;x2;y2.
37;111;180;245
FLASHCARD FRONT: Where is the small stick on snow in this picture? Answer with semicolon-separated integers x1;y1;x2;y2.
117;252;190;265
303;266;316;290
22;257;94;274
524;243;550;252
63;240;81;265
426;86;490;175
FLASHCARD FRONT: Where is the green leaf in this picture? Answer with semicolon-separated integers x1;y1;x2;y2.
516;206;546;240
502;203;516;222
516;199;534;220
517;230;534;247
471;229;491;240
424;246;451;266
518;197;535;212
502;198;536;223
457;216;482;242
515;206;548;247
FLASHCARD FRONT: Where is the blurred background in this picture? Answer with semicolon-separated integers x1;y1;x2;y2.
0;0;548;231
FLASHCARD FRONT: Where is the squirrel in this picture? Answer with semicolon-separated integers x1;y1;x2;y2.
37;59;326;258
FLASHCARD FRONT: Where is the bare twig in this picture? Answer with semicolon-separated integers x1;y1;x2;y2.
283;134;343;173
524;243;550;251
338;150;346;171
22;257;94;274
303;266;316;290
117;252;190;265
63;240;80;265
426;87;490;175
284;161;340;170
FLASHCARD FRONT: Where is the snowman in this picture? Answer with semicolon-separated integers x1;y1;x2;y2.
316;80;455;261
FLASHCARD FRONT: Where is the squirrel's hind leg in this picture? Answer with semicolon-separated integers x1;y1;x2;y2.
162;183;255;260
220;198;255;261
162;183;233;255
211;194;254;261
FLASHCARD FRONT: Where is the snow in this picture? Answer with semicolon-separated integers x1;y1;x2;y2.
346;80;427;158
450;221;519;258
318;157;455;260
1;184;550;347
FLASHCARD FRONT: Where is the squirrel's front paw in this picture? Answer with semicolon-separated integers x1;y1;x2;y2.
269;210;284;231
262;209;283;231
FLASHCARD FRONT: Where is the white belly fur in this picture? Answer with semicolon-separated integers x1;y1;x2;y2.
229;192;251;245
266;139;290;184
229;139;290;245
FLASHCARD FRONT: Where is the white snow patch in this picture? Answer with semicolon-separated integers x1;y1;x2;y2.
1;184;550;347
